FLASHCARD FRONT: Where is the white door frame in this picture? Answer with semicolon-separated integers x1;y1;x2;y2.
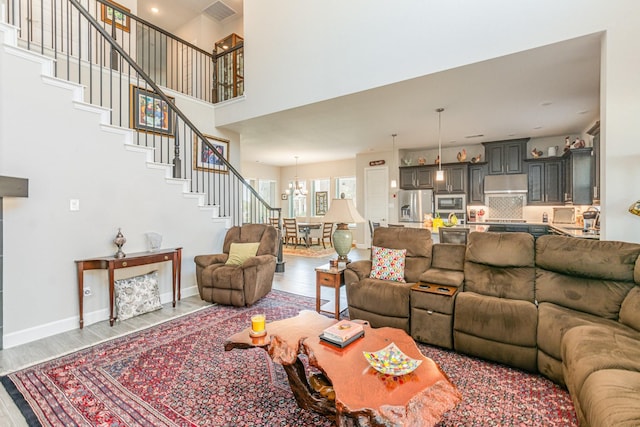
364;166;390;248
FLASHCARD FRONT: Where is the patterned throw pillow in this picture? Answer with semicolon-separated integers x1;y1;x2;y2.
114;270;162;321
369;246;407;283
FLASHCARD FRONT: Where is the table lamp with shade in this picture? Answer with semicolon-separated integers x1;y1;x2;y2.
321;196;365;262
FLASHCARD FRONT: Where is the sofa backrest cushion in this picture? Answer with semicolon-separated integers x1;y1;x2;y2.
619;286;640;331
372;227;432;283
431;243;465;271
535;235;640;319
466;232;534;268
536;269;634;319
463;232;535;301
223;224;278;257
536;235;640;281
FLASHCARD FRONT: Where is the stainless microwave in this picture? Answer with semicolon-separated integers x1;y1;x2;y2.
435;194;466;213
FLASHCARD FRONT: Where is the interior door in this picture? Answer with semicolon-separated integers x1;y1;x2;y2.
365;167;389;248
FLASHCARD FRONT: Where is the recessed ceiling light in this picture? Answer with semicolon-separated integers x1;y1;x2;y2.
151;7;159;13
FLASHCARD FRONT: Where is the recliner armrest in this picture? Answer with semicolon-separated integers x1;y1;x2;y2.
241;254;276;268
194;253;227;268
345;260;372;281
419;268;464;287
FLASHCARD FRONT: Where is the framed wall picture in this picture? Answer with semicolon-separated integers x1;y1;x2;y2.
130;85;175;136
315;191;328;215
194;134;229;173
101;0;131;32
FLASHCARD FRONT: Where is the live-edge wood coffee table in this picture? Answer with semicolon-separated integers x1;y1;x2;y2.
224;310;461;426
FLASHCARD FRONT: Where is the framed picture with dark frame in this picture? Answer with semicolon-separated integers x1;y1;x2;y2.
130;85;175;136
194;134;229;173
101;0;131;32
315;191;328;215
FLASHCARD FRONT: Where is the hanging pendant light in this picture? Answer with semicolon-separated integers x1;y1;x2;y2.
390;133;398;189
436;108;445;182
286;156;307;197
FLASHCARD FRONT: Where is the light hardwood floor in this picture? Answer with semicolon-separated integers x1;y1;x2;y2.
0;248;369;426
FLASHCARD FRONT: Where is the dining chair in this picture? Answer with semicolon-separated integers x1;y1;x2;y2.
282;218;301;248
321;222;334;249
439;227;470;245
368;220;381;241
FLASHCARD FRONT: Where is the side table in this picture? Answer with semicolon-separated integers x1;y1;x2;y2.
315;263;346;319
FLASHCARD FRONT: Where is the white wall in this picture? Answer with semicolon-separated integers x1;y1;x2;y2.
0;25;230;347
216;0;640;242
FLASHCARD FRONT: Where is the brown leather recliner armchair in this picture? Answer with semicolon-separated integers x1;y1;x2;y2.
194;224;278;306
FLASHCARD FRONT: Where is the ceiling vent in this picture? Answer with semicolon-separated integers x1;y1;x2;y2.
204;1;236;21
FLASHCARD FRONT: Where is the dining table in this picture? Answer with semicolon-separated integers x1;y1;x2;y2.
297;222;322;248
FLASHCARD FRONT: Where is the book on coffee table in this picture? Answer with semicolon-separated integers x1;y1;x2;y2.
322;320;364;342
319;329;365;348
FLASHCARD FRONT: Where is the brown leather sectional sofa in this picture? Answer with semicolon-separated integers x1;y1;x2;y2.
344;228;640;427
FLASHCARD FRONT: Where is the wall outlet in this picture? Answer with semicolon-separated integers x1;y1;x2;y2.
83;286;92;296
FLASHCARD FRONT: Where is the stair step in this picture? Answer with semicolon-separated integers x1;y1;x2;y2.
41;75;84;101
72;100;111;122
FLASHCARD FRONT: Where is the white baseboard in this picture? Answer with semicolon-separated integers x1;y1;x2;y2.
3;285;200;349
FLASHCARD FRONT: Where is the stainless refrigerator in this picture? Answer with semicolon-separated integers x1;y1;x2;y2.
398;189;433;223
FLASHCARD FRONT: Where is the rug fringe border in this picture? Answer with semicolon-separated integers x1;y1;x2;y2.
1;375;43;427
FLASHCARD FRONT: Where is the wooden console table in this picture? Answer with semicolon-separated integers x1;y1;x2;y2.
75;247;182;328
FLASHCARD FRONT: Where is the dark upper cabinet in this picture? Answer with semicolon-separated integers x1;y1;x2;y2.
435;163;468;194
483;138;529;175
468;162;487;205
525;158;563;205
399;166;434;189
563;147;593;205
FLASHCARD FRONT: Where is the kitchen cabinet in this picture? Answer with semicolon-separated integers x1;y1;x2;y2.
435;163;467;194
525;158;563;205
468;162;487;205
483;138;529;175
588;121;600;204
399;166;434;189
563;148;593;205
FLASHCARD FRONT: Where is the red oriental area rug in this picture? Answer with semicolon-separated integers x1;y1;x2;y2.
2;290;577;426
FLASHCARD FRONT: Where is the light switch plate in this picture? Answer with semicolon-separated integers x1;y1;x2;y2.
70;199;80;211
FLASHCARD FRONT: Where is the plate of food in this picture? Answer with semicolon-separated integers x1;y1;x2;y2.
363;343;422;376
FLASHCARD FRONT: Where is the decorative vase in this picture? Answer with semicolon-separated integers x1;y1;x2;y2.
145;232;162;252
114;228;127;258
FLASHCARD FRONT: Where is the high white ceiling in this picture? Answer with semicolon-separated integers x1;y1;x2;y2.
137;2;601;168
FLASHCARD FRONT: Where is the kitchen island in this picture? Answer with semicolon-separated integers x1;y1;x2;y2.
397;222;599;241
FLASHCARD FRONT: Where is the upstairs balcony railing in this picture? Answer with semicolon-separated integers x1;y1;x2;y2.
3;0;278;226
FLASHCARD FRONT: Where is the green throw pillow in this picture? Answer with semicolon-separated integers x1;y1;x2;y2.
226;242;261;265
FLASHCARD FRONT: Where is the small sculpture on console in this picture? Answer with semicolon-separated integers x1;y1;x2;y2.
564;136;571;153
531;148;543;158
114;228;127;259
435;155;440;165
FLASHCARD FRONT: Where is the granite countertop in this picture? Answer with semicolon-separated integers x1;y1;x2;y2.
548;223;600;240
467;221;600;240
403;222;599;239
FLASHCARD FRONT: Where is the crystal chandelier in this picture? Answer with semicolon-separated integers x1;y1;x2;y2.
286;156;307;197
